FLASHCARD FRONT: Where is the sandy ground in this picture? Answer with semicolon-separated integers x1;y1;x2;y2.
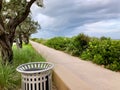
30;41;120;90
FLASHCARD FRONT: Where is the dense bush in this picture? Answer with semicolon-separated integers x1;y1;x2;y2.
32;34;120;71
31;38;47;44
45;37;71;51
31;38;38;41
65;37;79;56
81;38;120;71
66;33;90;56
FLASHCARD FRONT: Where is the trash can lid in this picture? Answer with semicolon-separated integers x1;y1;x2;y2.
16;62;54;74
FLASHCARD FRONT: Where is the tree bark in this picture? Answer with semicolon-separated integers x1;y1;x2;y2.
22;33;29;44
0;0;2;12
16;33;23;48
0;34;13;64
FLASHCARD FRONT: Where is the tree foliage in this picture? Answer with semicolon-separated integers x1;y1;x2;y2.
0;0;43;63
15;16;40;48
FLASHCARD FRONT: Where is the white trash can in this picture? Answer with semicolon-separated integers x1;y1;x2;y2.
16;62;54;90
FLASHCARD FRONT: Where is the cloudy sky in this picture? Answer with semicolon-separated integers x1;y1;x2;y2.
31;0;120;39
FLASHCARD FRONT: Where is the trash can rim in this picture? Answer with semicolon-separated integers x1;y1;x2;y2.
16;62;54;74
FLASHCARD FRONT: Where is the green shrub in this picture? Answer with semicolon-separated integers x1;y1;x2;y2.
106;61;120;71
31;38;38;41
45;37;71;51
31;38;47;44
32;34;120;71
81;37;120;71
100;36;110;40
66;33;90;56
65;37;79;56
93;54;104;65
0;63;20;90
80;50;92;60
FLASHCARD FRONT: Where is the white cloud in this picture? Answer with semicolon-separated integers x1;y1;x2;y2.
83;20;120;33
68;19;120;39
33;13;55;28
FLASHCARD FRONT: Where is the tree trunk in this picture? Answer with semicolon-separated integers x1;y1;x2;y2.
15;32;23;48
22;33;29;44
0;34;13;64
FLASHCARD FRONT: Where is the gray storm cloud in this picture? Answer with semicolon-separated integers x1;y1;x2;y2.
31;0;120;39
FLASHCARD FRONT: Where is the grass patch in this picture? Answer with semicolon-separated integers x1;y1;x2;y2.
13;44;45;66
0;44;45;90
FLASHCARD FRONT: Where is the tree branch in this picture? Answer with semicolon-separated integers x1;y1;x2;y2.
0;0;2;12
9;0;36;29
0;0;5;35
0;16;4;32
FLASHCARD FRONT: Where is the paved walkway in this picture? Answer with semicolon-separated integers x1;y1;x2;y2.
30;41;120;90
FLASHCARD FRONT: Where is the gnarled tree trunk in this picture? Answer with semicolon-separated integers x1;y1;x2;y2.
16;33;23;48
22;33;30;44
0;34;13;64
